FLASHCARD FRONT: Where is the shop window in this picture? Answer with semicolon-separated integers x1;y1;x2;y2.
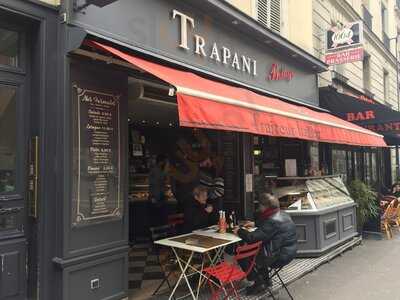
332;148;347;182
257;0;281;33
0;85;17;193
364;152;371;186
0;28;19;67
371;151;377;187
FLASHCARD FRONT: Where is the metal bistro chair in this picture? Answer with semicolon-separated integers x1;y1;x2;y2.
149;224;177;298
267;263;294;300
203;241;262;300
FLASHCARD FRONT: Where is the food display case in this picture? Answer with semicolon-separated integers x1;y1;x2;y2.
275;175;357;257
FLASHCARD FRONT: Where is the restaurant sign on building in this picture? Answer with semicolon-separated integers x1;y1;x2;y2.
67;0;324;106
325;21;364;65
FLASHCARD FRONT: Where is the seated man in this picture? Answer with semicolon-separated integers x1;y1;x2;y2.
234;193;297;295
183;185;214;233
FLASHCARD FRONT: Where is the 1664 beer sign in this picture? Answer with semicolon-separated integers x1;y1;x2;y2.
325;21;364;65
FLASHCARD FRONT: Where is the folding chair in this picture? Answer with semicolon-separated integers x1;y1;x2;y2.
149;224;177;298
203;241;262;300
381;200;396;239
268;263;294;300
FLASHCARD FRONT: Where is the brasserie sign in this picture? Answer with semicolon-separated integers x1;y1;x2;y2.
326;21;363;52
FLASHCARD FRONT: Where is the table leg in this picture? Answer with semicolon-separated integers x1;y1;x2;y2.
170;249;196;300
196;256;205;299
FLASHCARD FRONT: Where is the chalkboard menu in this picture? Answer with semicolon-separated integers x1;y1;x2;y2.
71;84;122;226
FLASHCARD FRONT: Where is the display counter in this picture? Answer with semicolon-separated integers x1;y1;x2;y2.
275;175;357;257
129;173;177;243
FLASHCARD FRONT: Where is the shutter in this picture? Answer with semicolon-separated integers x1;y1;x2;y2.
257;0;281;33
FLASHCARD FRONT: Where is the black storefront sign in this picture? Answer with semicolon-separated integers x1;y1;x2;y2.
71;71;123;226
67;0;321;106
320;88;400;145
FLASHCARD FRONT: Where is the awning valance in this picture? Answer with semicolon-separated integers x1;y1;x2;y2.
320;88;400;145
85;40;386;147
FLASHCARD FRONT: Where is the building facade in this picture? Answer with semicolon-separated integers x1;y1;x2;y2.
229;0;400;186
0;1;389;300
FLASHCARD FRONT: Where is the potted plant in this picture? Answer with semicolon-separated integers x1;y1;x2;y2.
347;180;379;233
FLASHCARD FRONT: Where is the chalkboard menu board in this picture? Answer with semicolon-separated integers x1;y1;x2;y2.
71;82;122;226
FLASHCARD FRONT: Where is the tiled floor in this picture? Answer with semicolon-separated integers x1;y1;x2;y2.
129;236;362;300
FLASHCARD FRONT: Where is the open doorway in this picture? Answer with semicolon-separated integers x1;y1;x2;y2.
127;77;229;299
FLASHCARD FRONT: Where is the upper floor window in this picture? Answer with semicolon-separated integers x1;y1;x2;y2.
363;54;371;92
381;2;388;34
383;69;390;102
0;28;19;68
256;0;281;33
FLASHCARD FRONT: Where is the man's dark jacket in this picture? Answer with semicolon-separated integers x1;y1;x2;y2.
238;209;297;265
183;199;210;233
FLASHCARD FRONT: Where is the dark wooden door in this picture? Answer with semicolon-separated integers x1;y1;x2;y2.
0;21;28;300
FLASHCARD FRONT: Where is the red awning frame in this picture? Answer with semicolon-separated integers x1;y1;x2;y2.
83;40;386;147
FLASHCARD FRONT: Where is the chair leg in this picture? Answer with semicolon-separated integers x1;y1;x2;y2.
152;270;173;296
267;286;277;300
276;272;294;300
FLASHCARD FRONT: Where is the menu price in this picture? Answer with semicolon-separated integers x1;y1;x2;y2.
72;85;122;226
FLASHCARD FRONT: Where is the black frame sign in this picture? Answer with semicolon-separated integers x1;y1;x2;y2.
326;21;363;52
71;84;122;226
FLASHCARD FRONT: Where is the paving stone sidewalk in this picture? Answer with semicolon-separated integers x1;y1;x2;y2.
289;233;400;300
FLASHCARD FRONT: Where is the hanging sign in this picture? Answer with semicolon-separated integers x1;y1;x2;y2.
326;21;363;51
325;47;364;65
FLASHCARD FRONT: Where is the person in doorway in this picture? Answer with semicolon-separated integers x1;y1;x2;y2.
233;193;297;295
149;154;169;226
183;185;214;233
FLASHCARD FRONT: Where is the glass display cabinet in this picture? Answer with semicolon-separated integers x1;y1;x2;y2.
275;175;357;257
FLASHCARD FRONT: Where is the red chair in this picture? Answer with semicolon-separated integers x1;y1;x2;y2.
203;241;262;300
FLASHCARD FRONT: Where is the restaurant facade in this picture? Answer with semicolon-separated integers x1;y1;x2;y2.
0;1;388;300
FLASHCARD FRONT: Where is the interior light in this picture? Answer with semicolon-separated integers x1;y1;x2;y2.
254;150;262;156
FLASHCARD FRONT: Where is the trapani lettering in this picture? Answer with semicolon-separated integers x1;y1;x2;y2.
172;9;257;76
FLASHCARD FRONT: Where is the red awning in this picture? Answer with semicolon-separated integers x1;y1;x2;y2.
85;40;386;147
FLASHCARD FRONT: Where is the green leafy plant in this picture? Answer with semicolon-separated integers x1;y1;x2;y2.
347;180;379;232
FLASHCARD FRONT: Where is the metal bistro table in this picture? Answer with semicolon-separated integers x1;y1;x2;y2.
155;226;241;300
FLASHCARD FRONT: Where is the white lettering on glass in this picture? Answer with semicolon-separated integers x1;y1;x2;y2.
194;35;207;57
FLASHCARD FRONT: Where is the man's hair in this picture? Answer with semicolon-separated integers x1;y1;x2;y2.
259;193;280;209
193;185;208;197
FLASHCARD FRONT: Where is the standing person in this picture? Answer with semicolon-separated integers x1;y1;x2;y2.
184;185;214;233
233;193;297;295
149;154;169;226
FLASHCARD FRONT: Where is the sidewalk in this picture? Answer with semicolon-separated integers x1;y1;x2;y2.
289;233;400;300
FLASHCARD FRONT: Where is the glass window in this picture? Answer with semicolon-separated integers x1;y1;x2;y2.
371;151;377;187
332;148;347;182
0;85;17;193
0;28;19;67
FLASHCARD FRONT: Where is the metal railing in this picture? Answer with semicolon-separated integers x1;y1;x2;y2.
362;5;373;29
383;31;390;50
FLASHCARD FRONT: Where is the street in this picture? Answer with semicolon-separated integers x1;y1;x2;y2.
286;234;400;300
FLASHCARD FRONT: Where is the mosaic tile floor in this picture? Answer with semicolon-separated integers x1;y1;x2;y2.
129;236;362;300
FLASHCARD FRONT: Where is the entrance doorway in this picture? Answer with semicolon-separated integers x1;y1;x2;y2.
126;77;231;299
0;19;29;300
